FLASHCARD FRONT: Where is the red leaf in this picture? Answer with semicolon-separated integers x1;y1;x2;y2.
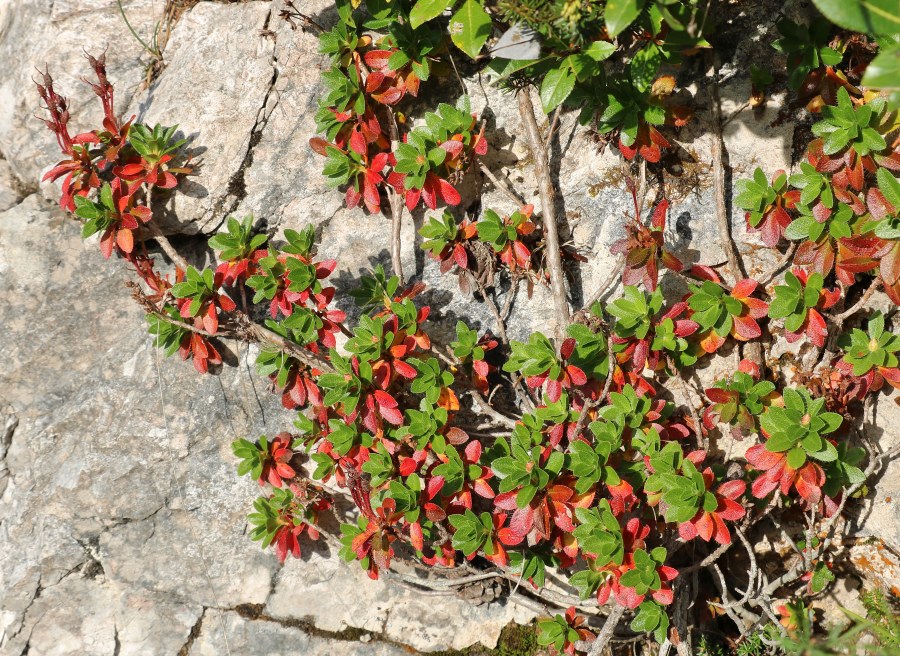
453;243;468;269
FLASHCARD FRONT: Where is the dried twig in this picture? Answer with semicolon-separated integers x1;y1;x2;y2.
586;605;626;656
387;107;405;284
544;105;562;151
517;88;570;338
143;214;189;271
583;258;625;310
478;161;527;206
470;388;518;429
833;277;881;323
758;243;797;287
668;356;704;448
707;59;745;284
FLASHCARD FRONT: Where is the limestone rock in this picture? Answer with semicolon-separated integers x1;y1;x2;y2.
266;549;534;652
0;0;163;188
132;1;276;234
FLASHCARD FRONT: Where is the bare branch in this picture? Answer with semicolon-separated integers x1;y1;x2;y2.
144;221;189;272
387;107;405;285
586;605;626;656
517;88;570;339
478;162;527;206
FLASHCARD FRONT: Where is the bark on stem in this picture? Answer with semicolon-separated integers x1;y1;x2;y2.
387;107;405;285
708;58;764;369
517;88;570;339
586;605;626;656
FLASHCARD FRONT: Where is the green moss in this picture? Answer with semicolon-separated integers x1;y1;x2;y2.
432;621;540;656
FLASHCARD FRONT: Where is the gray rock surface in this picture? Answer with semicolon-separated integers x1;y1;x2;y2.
0;193;536;654
0;0;163;188
2;0;900;654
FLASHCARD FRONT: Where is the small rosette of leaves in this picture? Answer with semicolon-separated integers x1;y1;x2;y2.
536;607;594;656
768;269;841;347
171;266;236;335
208;215;268;285
735;168;800;247
248;486;328;563
703;368;775;436
608;285;698;372
838;311;900;389
687;277;769;353
610;199;683;291
476;205;538;271
746;388;844;505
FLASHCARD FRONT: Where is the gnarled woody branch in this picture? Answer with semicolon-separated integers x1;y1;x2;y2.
517;88;570;340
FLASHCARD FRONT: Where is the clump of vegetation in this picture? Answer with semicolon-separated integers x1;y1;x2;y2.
39;0;900;653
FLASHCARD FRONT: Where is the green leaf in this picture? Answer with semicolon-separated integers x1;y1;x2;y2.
449;0;492;59
409;0;451;29
606;0;646;38
812;0;900;37
540;66;576;114
863;44;900;104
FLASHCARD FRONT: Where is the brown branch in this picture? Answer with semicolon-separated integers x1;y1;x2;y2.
668;356;704;449
465;270;509;345
128;282;223;338
470;389;518;429
544;105;562;151
707;57;745;284
583;258;625;310
478;162;527;206
387;107;405;285
144;221;189;271
573;336;616;439
833;277;881;323
235;313;336;374
758;243;797;287
517;88;570;339
586;605;626;656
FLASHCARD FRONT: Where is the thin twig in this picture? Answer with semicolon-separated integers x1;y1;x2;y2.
144;221;189;271
470;389;518;429
234;312;336;374
573;336;616;438
668;356;704;448
583;258;625;310
478;162;526;206
517;88;570;339
758;243;797;287
833;277;881;323
466;270;509;345
387;107;405;285
586;605;626;656
707;58;745;284
544;106;562;151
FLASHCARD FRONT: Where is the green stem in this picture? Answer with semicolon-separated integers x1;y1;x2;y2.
117;0;159;58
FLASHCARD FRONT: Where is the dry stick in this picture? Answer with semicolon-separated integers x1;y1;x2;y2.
833;277;881;323
583;258;625;310
466;270;509;345
144;221;189;271
470;388;518;429
572;337;617;439
586;605;626;656
235;313;336;374
708;69;744;282
544;105;562;151
387;107;405;284
708;60;764;370
478;162;527;206
517;88;570;339
668;356;704;448
758;242;797;287
464;270;534;411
